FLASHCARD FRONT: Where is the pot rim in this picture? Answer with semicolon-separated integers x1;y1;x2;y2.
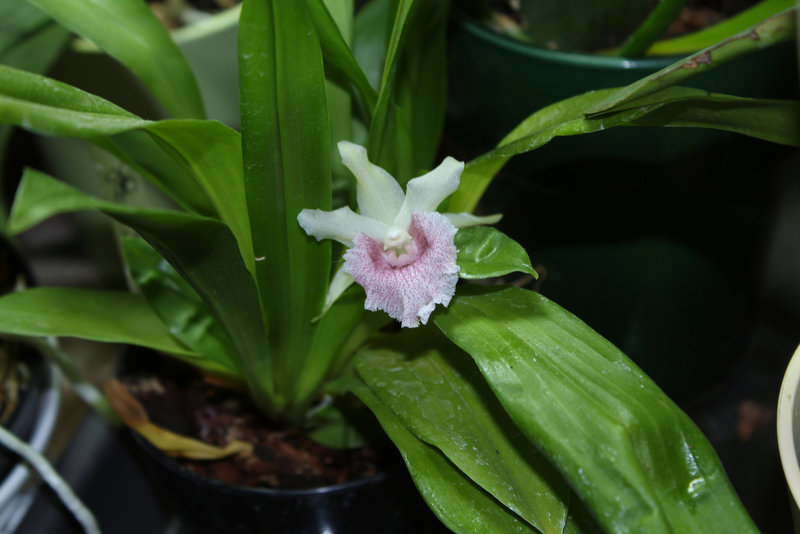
777;343;800;507
71;4;240;54
459;17;682;70
132;429;394;497
171;4;240;44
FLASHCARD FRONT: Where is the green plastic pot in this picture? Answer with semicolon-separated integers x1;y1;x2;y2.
447;17;798;162
447;17;798;402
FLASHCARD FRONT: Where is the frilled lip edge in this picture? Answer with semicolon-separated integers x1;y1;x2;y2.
343;211;459;327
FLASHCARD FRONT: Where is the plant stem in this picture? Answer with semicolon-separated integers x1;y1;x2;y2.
617;0;688;57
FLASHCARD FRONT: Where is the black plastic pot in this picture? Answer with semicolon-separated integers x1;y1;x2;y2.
130;430;446;534
0;235;44;482
0;237;60;531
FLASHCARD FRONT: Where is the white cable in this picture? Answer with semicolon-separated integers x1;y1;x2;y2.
0;424;101;534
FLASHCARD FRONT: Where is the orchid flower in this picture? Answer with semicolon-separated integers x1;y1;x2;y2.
298;141;500;327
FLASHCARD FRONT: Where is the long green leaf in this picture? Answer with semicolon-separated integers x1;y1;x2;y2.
346;377;542;534
238;0;331;412
8;168;275;409
291;285;365;412
435;287;757;533
0;0;70;225
0;64;146;133
352;0;391;91
144;120;253;269
355;334;569;534
646;0;794;56
447;87;800;213
322;0;357;209
121;237;241;377
588;6;796;114
0;0;69;72
25;0;205;119
305;0;377;115
92;132;216;216
366;0;414;179
0;65;253;264
393;1;450;173
0;287;214;361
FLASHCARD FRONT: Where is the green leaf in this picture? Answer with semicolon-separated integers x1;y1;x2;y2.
346;376;542;534
0;0;70;225
588;7;796;115
0;65;252;264
306;393;380;450
616;92;800;143
445;6;798;214
435;287;757;533
447;87;800;213
0;64;147;135
25;0;205;119
360;0;451;181
305;0;377;114
8;168;275;410
616;0;687;57
646;0;794;56
144;120;253;268
121;236;241;377
92;132;216;217
0;0;69;72
355;332;569;534
366;0;414;180
0;287;216;362
321;0;356;207
393;1;450;173
353;0;391;93
292;285;365;413
455;226;537;280
238;0;331;412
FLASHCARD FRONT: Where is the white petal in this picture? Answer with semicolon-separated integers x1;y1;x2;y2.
298;206;387;247
314;267;355;321
393;157;464;230
444;212;502;228
338;141;404;225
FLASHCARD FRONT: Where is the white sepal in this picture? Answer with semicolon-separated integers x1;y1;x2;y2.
393;157;464;230
297;206;387;247
314;266;355;321
338;141;404;225
445;212;502;228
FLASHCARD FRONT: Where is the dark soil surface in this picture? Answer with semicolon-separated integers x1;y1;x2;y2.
122;359;382;490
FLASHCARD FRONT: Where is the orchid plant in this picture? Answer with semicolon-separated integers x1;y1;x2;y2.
0;0;798;532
